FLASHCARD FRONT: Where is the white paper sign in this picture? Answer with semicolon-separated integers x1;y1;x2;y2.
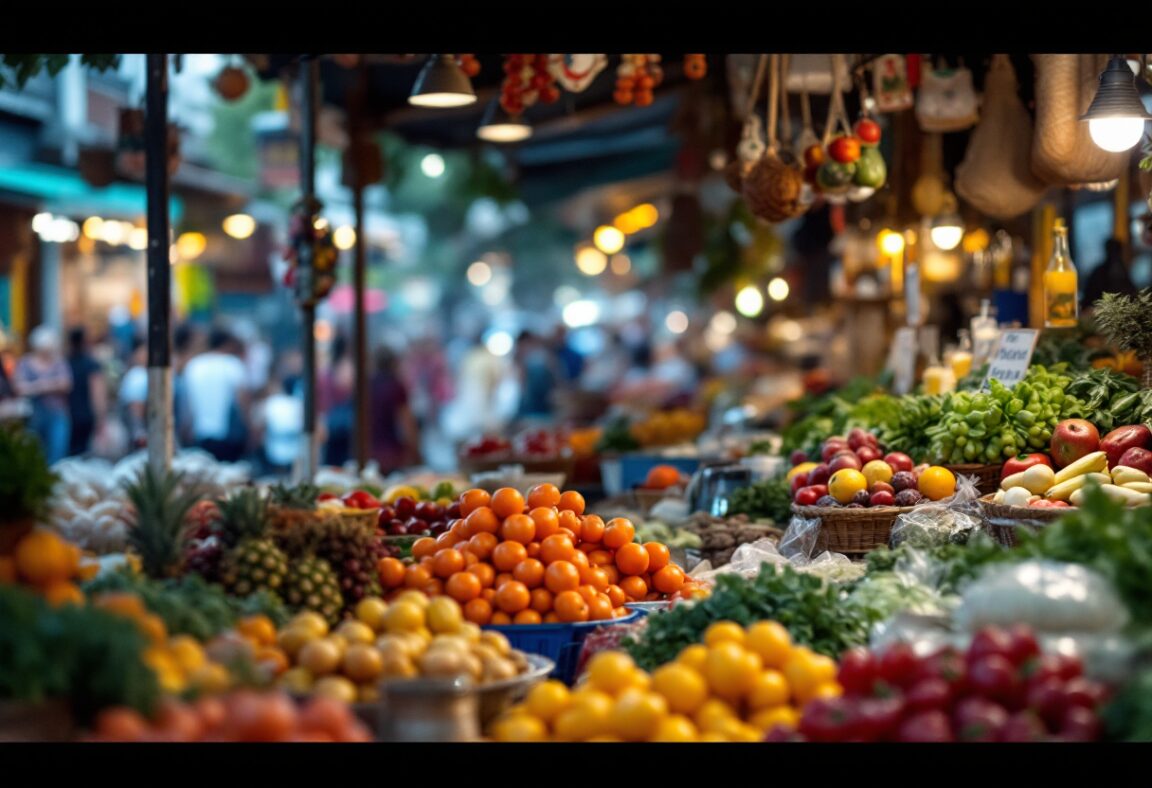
886;327;918;395
982;329;1040;390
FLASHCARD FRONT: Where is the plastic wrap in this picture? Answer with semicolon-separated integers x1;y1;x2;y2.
779;514;822;560
955;560;1130;633
689;535;866;586
888;473;982;549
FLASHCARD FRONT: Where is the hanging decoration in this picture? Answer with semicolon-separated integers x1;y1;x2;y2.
283;202;338;306
811;55;886;204
684;54;707;80
742;54;807;223
872;54;915;113
614;54;664;107
915;58;980;133
548;54;608;92
214;65;250;102
116;107;181;178
458;54;481;78
724;55;768;193
500;54;560;115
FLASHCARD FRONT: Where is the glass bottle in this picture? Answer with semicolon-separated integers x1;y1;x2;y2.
1044;219;1079;328
950;329;974;381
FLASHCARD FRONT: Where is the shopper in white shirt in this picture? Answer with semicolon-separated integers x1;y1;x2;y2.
180;328;251;462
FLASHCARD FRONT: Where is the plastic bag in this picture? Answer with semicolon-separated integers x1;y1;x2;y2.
690;535;865;587
955;559;1130;633
778;514;822;560
888;473;982;549
916;65;979;132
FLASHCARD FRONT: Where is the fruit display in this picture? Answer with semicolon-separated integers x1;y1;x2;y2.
634;519;703;551
991;440;1151;509
727;476;793;523
789;429;956;508
2;526;96;605
276;592;535;702
628;409;707;448
783;626;1108;742
86;691;372;742
676;512;780;569
379;496;460;537
806;112;887;201
489;620;839;742
376;485;695;624
639;464;688;491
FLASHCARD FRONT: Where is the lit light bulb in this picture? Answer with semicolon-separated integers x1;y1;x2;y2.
222;213;256;240
665;310;688;334
1087;116;1146;152
575;245;607;276
735;285;764;317
878;229;905;256
593;225;625;255
333;225;356;250
467;261;492;286
421;153;446;178
930;223;964;251
767;277;789;302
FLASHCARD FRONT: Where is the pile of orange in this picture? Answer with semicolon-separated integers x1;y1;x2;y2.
376;484;691;626
0;527;96;606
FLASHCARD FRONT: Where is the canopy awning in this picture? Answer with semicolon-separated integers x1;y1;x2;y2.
0;162;185;222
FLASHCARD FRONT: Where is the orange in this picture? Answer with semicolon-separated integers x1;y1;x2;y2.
553;690;612;741
467;562;496;588
463;598;493;625
458;488;491;517
643;542;671;572
449;518;471;541
619;575;648;601
544;612;560;623
446;571;482;603
465;506;500;535
602;565;620;585
404;565;432;589
491;487;526;519
577;584;599;602
467;531;498;560
256;646;290;676
580;515;606;543
431;548;466;579
377;557;406;588
747;669;789;710
581;565;609;591
564;516;583;542
558;490;585;515
615;543;650;576
704;621;745;647
528;507;560;539
554;590;589;622
500;514;536;545
544;561;580;594
652;565;685;595
588;549;613;567
917;465;957;501
411;537;437;560
491;611;513;625
513;609;542;625
651;662;708;715
750;705;799;734
645;464;682;489
587;594;614;620
423;578;444;597
577;541;598;554
434;531;459;550
610;688;668;741
481;588;496;603
602;519;635;550
569;550;589;570
492;541;528;572
95;707;148;741
586;651;637;694
530;587;554;613
14;529;73;586
463;551;479;567
525;680;570;723
706;642;762;701
525;541;541;558
526;483;561;510
495;572;514;588
513;558;545;589
744;621;792;668
605;584;626;608
42;581;84;607
494;580;531;613
651;714;698;742
92;591;147;620
784;650;838;704
237;615;277;647
539;534;576;565
558;509;582;534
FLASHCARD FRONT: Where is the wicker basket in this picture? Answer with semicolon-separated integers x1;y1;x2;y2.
943;463;1003;495
978;493;1072;547
791;503;914;555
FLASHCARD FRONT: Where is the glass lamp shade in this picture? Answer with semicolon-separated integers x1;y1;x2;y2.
409;54;477;108
476;101;531;142
1080;55;1152;152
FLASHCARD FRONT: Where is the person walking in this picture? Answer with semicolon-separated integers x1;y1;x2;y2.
14;326;73;464
319;334;355;468
370;346;420;473
180;327;251;462
118;338;149;451
65;326;107;456
254;375;303;477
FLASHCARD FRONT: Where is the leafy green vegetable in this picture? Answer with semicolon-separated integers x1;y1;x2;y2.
0;584;159;723
0;424;58;523
596;415;640;454
1065;368;1140;432
780;374;891;458
1103;666;1152;742
864;532;1012;596
624;564;870;670
1094;289;1152;365
727;477;793;523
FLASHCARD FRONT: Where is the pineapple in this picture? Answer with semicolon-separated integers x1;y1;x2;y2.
283;555;344;625
124;466;201;579
268;482;322;510
217;488;288;597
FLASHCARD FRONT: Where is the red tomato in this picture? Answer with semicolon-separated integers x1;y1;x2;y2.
1001;453;1053;479
827;135;861;164
853;118;882;146
794;486;823;506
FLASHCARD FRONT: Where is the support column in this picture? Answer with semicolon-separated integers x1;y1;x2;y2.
145;53;172;474
297;57;320;482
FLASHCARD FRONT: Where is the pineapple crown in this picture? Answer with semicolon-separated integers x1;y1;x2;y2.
123;466;202;580
268;482;321;510
217;487;271;547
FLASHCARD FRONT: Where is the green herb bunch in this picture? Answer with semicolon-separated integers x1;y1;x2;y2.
1094;289;1152;364
0;425;58;523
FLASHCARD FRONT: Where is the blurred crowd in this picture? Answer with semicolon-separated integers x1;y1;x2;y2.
0;314;766;475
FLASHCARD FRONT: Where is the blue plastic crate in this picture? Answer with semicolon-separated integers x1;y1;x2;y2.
617;454;701;491
485;610;643;685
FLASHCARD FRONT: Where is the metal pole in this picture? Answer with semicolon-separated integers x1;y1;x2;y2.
145;53;173;474
298;57;320;481
353;182;368;471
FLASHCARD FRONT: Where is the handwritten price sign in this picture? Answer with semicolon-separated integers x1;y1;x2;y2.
982;329;1039;390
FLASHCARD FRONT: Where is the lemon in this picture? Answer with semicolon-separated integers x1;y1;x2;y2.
383;601;426;633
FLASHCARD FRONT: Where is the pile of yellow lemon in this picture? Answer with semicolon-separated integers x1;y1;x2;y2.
489;619;840;742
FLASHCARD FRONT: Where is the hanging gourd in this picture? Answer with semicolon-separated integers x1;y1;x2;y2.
615;54;663;107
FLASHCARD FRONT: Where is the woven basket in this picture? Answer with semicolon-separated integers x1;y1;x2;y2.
978;493;1072;547
943;463;1003;495
791;503;914;555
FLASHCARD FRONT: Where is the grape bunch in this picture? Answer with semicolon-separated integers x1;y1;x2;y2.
927;366;1086;465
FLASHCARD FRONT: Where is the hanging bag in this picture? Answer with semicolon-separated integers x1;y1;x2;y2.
916;60;980;132
955;55;1050;219
743;54;807;223
1031;54;1129;186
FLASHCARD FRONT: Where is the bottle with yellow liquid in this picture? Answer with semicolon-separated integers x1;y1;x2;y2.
1044;219;1078;328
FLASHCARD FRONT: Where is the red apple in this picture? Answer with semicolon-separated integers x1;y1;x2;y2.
807;463;832;486
869;481;895;496
884;452;914;472
791;473;810;494
870;491;895;506
1050;419;1101;469
790;450;809;466
829;453;863;473
1001;453;1053;479
847;428;871;451
822;440;850;463
1101;425;1152;470
1118;447;1152;476
856;445;883;464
